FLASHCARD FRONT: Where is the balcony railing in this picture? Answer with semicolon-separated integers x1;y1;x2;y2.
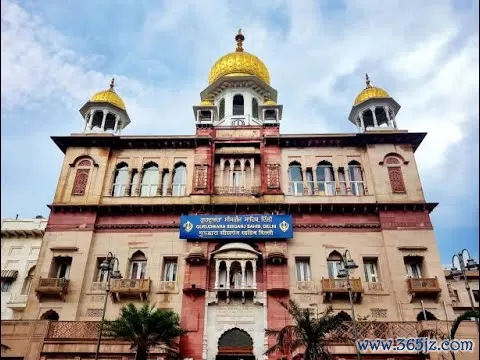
321;278;363;302
110;278;151;302
365;281;385;293
288;181;367;196
214;186;261;195
35;277;69;301
407;277;441;300
6;294;28;308
157;280;178;294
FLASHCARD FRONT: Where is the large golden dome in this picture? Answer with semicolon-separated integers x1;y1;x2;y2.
354;74;390;106
208;30;270;85
90;79;126;111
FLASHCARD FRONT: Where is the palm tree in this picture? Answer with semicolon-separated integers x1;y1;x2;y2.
102;303;186;360
265;300;348;360
450;309;479;340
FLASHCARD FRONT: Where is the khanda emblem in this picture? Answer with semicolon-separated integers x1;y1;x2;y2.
279;221;289;232
183;221;193;233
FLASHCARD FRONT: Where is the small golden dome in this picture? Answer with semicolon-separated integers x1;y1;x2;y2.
354;74;390;106
90;78;126;111
208;29;270;85
264;98;276;106
200;99;214;106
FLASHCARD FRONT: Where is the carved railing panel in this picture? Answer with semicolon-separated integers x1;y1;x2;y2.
407;277;441;293
214;186;261;195
366;281;384;293
157;281;178;293
294;281;317;294
110;278;151;292
37;278;69;292
90;282;107;293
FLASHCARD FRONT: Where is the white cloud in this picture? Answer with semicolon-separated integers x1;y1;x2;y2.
0;0;478;238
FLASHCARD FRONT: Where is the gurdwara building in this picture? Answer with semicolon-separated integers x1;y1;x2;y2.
2;31;478;360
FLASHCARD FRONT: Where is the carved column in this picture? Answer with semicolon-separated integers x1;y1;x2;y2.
134;169;143;196
250;158;255;191
370;107;378;127
344;165;352;195
229;158;234;189
384;106;392;128
241;261;246;288
361;168;368;195
240;158;246;192
156;169;163;195
334;168;341;194
225;261;231;290
101;110;107;130
252;261;257;289
125;169;134;196
219;159;225;191
214;260;220;289
113;115;120;133
302;169;307;195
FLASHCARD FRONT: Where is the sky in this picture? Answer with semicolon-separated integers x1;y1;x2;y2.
1;0;478;265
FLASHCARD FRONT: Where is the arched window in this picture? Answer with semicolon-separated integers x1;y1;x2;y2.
140;163;159;197
130;251;147;280
72;158;93;196
21;266;35;295
348;161;365;196
316;161;336;196
252;98;259;119
383;155;406;193
219;98;225;120
232;94;244;116
112;163;129;197
288;162;303;196
172;163;186;196
327;251;344;279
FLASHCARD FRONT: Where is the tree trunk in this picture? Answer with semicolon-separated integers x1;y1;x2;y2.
135;348;148;360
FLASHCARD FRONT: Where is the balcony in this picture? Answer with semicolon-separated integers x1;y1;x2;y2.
407;277;441;301
6;294;28;309
109;278;151;302
35;278;69;301
321;278;363;302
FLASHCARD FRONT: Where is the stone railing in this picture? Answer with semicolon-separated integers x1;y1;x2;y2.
110;278;151;292
294;280;317;294
90;281;107;293
157;280;178;294
365;281;385;293
407;277;441;293
36;278;69;300
214;186;261;195
6;293;28;305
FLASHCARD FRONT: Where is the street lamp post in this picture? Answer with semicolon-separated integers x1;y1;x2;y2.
450;249;479;332
337;249;361;360
94;252;123;360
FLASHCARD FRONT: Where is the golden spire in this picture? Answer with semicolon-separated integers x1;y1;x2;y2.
109;78;115;91
235;28;245;52
365;73;372;88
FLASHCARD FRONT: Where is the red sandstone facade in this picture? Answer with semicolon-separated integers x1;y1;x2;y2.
2;32;479;360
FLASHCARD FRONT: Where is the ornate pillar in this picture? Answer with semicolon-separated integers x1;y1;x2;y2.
125;169;134;196
241;261;246;288
358;112;365;132
229;158;234;189
302;169;307;195
219;159;225;191
361;168;368;195
156;168;163;196
113;115;120;133
101;110;107;130
240;158;246;192
370;107;378;127
252;261;257;289
344;165;352;195
214;260;220;289
225;260;231;290
384;106;393;128
312;165;318;195
134;169;143;196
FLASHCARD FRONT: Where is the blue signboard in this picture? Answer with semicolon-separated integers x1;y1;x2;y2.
179;214;293;240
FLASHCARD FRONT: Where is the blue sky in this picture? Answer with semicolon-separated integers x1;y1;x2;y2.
1;0;478;265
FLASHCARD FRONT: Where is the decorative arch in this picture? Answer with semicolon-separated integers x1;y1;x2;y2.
218;327;253;347
288;161;303;196
71;157;93;196
130;250;147;261
327;250;343;261
347;160;365;196
316;161;335;195
379;152;409;166
336;311;352;321
40;309;59;321
129;250;147;280
417;310;438;321
140;162;159;197
232;94;244;116
380;153;407;194
21;265;36;295
69;155;98;168
327;251;344;279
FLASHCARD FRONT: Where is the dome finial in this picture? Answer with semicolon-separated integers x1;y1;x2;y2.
110;78;115;91
235;28;245;52
365;73;372;88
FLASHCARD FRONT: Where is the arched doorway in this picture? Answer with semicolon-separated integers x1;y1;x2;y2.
40;309;59;320
216;328;254;360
